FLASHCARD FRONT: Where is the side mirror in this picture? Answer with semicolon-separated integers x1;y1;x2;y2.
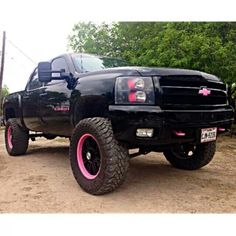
38;62;52;82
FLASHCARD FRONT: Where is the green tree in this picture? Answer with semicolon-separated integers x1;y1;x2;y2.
68;22;115;56
68;22;236;82
0;84;9;116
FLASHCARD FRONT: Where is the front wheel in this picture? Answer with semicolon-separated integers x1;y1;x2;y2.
163;141;216;170
69;117;129;195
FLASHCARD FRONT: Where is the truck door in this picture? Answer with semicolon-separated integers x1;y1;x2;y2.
38;57;72;136
22;68;44;131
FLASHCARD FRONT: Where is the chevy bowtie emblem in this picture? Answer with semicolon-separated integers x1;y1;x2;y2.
198;87;211;96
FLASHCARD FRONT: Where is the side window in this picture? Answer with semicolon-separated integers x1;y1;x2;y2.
27;69;42;90
51;57;69;73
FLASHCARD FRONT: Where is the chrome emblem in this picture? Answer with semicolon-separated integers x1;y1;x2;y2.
198;87;211;96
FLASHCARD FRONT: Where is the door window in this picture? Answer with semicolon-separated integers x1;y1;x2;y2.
45;57;70;86
51;57;69;73
27;69;42;90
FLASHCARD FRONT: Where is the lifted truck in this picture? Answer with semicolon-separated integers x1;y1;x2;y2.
3;53;234;195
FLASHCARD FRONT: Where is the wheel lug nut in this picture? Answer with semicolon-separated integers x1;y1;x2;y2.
86;152;91;160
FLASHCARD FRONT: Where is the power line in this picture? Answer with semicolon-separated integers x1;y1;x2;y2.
6;37;37;65
5;53;30;71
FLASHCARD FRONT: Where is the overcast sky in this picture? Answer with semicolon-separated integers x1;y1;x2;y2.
0;0;235;93
0;0;110;92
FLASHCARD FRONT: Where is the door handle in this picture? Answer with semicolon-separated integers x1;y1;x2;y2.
24;95;29;99
39;93;47;97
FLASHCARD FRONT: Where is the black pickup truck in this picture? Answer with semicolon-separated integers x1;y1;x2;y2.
3;53;234;195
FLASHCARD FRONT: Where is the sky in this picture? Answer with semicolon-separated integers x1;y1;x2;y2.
0;0;109;92
0;0;235;93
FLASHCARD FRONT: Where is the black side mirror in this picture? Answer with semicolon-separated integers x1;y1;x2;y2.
38;62;52;82
38;61;76;89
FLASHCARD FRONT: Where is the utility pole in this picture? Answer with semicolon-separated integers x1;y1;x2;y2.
0;31;6;101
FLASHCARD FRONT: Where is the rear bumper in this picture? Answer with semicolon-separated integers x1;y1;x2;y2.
109;105;234;147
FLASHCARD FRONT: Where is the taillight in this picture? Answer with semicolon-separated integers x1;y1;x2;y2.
115;77;155;104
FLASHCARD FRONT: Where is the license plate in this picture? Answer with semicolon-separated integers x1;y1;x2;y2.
200;127;217;143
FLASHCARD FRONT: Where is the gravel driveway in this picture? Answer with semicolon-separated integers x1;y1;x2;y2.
0;129;235;213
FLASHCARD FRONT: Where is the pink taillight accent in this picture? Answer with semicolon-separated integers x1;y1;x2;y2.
198;88;211;96
173;131;186;137
77;133;100;180
7;126;13;149
128;79;136;89
218;128;225;132
128;92;136;102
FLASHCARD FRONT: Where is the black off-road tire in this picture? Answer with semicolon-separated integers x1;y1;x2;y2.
5;118;29;156
69;117;129;195
163;141;216;170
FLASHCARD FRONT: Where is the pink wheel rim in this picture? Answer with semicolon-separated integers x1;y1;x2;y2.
7;126;13;149
77;133;101;180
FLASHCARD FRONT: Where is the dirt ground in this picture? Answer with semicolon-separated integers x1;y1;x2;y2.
0;129;235;213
